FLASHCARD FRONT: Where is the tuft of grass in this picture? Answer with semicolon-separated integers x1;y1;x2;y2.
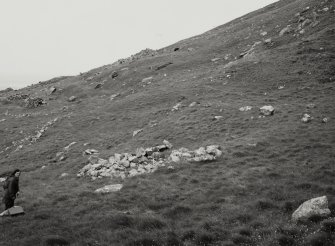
304;231;331;246
321;219;335;233
255;199;277;210
42;235;70;246
163;205;192;220
277;234;295;246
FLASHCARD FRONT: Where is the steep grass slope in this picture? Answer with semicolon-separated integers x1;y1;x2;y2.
0;0;335;245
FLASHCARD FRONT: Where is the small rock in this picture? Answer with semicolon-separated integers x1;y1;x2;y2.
172;102;183;111
306;103;316;109
60;173;69;178
110;93;120;100
278;85;285;90
279;25;292;36
68;96;76;102
167;166;175;170
142;77;153;83
84;149;99;155
211;58;221;62
64;142;77;152
260;31;268;36
264;38;272;44
49;87;57;94
112;72;119;78
239;106;252;112
292;196;331;222
163;140;173;149
133;129;143;137
322;117;328;123
301;113;311;123
214;116;223;120
0;119;6;122
260;106;275;116
323;7;329;12
189;102;197;107
41;165;46;169
95;83;103;89
95;184;123;193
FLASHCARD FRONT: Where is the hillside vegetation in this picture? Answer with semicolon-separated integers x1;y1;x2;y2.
0;0;335;245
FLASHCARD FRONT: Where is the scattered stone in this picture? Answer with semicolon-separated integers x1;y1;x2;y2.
292;196;331;222
189;102;197;107
301;113;311;123
49;87;57;94
68;96;76;102
260;31;268;36
148;120;158;127
133;129;143;137
64;142;77;152
278;85;285;90
322;117;328;123
239;106;252;112
163;140;173;149
142;77;153;83
279;25;293;36
84;149;99;155
264;38;272;44
259;106;274;116
167;166;175;170
60;173;69;178
95;83;103;89
95;184;123;193
0;119;5;122
156;62;173;71
170;145;222;163
323;7;329;12
214;116;223;120
306;103;316;109
112;72;118;78
211;58;221;62
110;93;120;100
172;102;183;111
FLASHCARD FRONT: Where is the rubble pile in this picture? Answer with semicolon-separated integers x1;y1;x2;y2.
78;141;223;180
78;140;173;180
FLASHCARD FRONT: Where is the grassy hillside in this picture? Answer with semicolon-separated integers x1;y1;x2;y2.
0;0;335;245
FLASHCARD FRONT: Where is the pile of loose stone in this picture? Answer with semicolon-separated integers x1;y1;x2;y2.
78;141;223;180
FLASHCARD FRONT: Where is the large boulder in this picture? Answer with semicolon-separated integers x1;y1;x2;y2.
292;196;331;222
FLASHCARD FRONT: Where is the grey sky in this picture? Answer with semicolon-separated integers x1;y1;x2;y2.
0;0;277;90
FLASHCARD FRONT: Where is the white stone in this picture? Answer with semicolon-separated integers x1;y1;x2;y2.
129;169;139;177
60;173;69;178
239;106;252;112
292;196;331;222
95;184;123;193
163;140;173;149
172;102;183;111
260;105;275;116
142;76;153;83
301;114;311;123
214;116;223;120
189;102;197;107
133;129;143;137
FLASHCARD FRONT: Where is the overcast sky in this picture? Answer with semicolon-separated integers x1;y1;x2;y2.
0;0;277;90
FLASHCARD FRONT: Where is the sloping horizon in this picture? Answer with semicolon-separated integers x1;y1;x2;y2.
0;0;277;90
